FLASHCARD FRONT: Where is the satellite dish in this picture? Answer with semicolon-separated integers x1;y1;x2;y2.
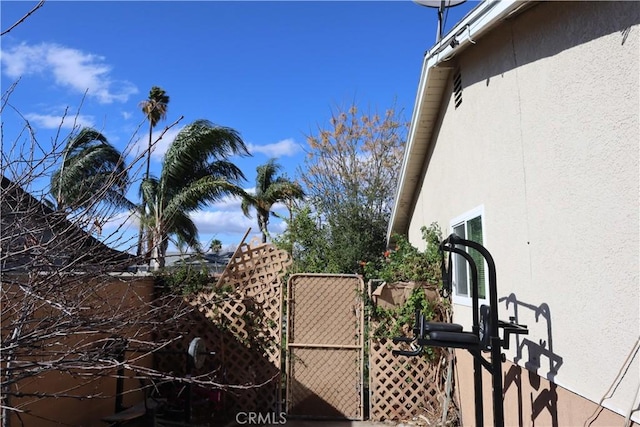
188;337;206;370
414;0;467;42
414;0;466;7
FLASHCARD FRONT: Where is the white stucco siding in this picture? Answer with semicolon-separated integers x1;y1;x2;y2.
407;1;639;419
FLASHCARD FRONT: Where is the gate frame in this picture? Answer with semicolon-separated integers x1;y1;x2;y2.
284;273;365;420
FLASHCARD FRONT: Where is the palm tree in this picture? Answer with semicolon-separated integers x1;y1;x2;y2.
138;86;169;257
139;86;170;181
140;119;250;270
51;127;131;212
209;238;222;254
241;159;305;243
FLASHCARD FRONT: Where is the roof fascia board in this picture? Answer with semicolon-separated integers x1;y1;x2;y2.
426;0;533;67
387;60;453;245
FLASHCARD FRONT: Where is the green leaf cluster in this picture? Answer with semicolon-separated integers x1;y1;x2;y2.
369;285;436;340
365;223;447;351
155;265;223;296
364;223;442;284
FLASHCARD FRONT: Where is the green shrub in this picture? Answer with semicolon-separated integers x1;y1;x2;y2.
365;222;447;350
155;265;214;296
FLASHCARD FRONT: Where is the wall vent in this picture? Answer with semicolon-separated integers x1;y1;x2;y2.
453;69;463;108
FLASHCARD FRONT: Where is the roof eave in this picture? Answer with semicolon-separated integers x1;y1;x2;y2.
387;0;535;245
386;64;453;245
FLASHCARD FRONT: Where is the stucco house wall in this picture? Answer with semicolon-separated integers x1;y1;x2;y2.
399;1;639;425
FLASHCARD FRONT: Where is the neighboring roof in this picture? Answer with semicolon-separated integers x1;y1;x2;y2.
163;251;235;270
387;0;534;244
1;176;135;272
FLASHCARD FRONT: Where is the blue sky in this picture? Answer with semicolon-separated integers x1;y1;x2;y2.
1;0;477;252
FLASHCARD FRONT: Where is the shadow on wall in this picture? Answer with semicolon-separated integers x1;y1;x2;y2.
500;293;564;427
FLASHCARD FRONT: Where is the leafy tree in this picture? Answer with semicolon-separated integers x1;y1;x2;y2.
297;103;407;273
140;119;249;269
241;159;304;243
274;204;330;274
50;127;131;212
326;202;389;273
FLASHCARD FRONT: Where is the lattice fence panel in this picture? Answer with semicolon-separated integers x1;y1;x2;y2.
369;337;444;421
368;280;456;422
288;276;362;346
151;298;227;422
154;238;291;419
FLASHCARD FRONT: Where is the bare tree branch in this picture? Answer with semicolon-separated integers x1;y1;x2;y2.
1;1;46;37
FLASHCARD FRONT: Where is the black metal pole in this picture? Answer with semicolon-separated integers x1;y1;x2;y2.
437;0;445;42
114;343;126;413
441;241;484;427
446;235;504;427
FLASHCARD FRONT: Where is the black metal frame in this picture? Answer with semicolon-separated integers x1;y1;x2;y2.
392;233;528;427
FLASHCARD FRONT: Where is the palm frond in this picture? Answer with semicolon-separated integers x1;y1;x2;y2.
162;120;249;191
140;86;169;127
255;158;282;195
104;190;137;211
241;195;257;217
62;128;109;156
140;177;159;218
167;211;201;253
201;160;246;182
64;145;124;176
241;158;306;243
51;128;129;211
263;180;305;205
163;176;247;219
163;177;246;221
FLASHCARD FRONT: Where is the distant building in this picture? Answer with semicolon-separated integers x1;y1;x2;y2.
163;251;235;275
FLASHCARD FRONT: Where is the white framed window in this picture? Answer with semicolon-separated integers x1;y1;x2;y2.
450;206;486;306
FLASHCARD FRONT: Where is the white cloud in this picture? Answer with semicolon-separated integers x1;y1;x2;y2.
101;207;287;252
270;219;287;235
248;138;301;158
191;208;288;248
25;113;95;130
101;210;139;230
121;111;132;120
210;192;245;209
1;42;138;104
190;209;254;235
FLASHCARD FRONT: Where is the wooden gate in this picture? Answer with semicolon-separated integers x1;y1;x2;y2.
285;274;364;420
